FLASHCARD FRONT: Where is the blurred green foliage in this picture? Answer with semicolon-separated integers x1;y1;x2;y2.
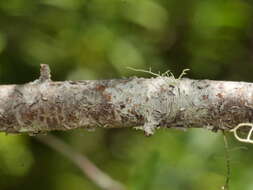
1;0;253;189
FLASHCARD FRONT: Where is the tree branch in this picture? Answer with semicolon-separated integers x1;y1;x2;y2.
0;64;253;135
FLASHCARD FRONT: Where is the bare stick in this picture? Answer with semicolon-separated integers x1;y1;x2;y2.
35;134;125;190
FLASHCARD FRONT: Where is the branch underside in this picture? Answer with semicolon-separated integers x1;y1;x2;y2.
1;65;253;135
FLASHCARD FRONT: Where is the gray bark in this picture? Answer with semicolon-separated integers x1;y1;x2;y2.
0;65;253;136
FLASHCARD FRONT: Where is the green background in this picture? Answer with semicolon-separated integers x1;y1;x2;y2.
0;0;253;189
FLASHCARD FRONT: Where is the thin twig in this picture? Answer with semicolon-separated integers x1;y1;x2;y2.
35;134;125;190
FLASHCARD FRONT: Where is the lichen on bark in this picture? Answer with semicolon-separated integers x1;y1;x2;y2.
0;64;253;136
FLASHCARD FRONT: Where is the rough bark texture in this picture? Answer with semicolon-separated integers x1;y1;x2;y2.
0;65;253;135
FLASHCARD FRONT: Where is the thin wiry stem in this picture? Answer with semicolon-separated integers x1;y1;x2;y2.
35;134;125;190
222;131;230;190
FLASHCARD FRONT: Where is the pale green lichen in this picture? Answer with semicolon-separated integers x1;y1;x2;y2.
127;67;190;87
127;67;189;79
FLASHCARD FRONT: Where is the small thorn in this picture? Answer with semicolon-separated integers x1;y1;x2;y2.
39;64;51;82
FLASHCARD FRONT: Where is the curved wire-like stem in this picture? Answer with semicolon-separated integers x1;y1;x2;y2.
230;123;253;144
221;131;230;190
35;134;125;190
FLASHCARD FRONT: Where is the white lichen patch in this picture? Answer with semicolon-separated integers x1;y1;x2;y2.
105;76;181;135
